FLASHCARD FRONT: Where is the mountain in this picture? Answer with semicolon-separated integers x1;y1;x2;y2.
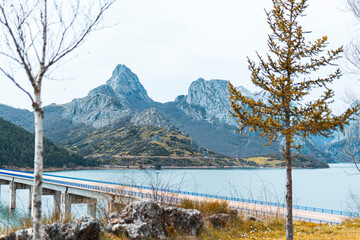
62;64;154;128
176;78;236;126
0;117;93;168
327;119;360;162
58;125;241;167
0;104;34;132
0;64;335;165
130;108;175;130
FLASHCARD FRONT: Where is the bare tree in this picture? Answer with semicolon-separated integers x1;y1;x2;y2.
346;0;360;70
0;0;115;239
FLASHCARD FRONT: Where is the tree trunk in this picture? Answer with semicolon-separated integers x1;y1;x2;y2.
285;135;293;240
32;92;43;240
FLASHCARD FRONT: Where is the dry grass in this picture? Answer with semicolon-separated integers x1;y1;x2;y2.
101;215;360;239
196;217;360;240
0;213;73;236
244;156;282;167
179;199;231;217
169;200;360;239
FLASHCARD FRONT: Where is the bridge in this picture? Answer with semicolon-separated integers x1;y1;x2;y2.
0;168;357;224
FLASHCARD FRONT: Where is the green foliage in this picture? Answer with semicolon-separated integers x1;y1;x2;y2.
229;0;359;238
229;0;359;147
0;117;94;168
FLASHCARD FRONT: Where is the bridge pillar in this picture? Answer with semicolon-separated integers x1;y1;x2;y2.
29;186;33;209
61;192;71;221
107;197;114;213
53;191;61;218
9;180;16;209
87;199;97;218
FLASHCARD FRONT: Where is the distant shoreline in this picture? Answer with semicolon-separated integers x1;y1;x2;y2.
0;164;331;173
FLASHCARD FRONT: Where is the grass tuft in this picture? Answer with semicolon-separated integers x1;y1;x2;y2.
179;199;231;217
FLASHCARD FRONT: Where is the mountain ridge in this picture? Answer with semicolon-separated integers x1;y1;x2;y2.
0;64;339;164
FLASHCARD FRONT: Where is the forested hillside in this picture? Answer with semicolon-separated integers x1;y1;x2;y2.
59;125;241;167
0;117;94;168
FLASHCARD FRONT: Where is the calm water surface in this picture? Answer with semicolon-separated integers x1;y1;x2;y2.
52;163;360;212
1;163;359;219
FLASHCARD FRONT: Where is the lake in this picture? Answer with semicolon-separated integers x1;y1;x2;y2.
1;163;360;220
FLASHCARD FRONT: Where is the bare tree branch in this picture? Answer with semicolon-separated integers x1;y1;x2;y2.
0;67;34;103
0;1;116;239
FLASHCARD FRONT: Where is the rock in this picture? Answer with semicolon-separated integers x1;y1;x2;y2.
62;64;154;128
108;201;167;239
109;212;119;219
46;216;102;240
244;215;263;222
130;108;175;130
176;78;243;126
229;209;238;219
0;228;33;240
72;216;103;240
106;64;152;103
164;206;204;235
106;201;204;239
1;216;102;240
208;213;230;227
110;218;120;225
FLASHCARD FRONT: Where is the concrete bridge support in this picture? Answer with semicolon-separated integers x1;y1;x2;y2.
53;191;61;217
107;195;129;213
61;192;71;221
7;182;32;211
87;199;97;219
9;180;16;209
107;196;115;213
29;186;33;209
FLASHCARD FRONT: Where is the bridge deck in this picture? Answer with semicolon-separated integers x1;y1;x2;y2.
0;168;355;224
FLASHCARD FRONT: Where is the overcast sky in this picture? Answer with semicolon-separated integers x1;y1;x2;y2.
0;0;358;114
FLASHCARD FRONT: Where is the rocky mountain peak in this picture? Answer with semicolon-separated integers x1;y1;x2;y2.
186;79;229;105
176;78;237;126
105;64;152;102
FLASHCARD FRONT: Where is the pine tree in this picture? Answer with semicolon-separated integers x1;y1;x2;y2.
229;0;359;239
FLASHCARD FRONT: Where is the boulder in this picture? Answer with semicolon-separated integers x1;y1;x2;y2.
208;213;230;227
229;209;238;219
0;228;33;240
106;201;204;240
0;216;102;240
164;206;204;235
244;215;263;222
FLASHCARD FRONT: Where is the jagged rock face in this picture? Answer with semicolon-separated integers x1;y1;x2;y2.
106;64;152;103
106;201;203;239
130;108;174;130
328;119;360;162
62;64;152;128
331;119;360;144
62;85;133;128
176;78;252;126
0;64;335;161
